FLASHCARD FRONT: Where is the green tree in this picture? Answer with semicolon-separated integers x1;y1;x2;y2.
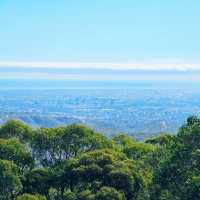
0;159;22;200
63;190;76;200
0;138;33;172
31;127;61;167
22;168;51;198
60;124;113;159
77;190;95;200
112;134;136;147
0;120;32;142
95;187;125;200
145;134;175;146
31;125;113;167
150;116;200;200
16;193;46;200
57;149;144;200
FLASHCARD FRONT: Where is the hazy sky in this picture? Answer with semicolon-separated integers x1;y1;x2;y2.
0;1;200;70
0;66;199;82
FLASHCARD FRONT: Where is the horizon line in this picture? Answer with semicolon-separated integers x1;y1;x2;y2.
0;61;200;71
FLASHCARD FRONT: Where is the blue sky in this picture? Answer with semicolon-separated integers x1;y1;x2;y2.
0;1;200;70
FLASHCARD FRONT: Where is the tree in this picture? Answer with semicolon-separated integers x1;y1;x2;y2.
95;187;125;200
150;116;200;200
63;190;76;200
31;125;113;167
0;138;33;172
16;193;46;200
77;190;95;200
56;149;144;200
22;168;52;198
30;127;61;167
145;134;175;146
0;119;32;142
123;142;156;160
0;159;22;200
60;124;113;159
0;118;198;200
113;134;136;147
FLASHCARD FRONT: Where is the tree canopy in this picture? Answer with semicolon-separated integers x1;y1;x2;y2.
0;117;199;200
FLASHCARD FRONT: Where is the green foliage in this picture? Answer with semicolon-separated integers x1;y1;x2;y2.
0;120;32;141
31;124;113;167
123;142;156;160
0;116;199;200
0;138;33;172
22;168;52;197
185;176;200;200
63;190;76;200
16;193;46;200
0;159;22;200
150;116;200;200
112;134;136;147
59;124;114;158
30;127;61;166
77;190;95;200
65;149;143;199
145;134;175;146
95;187;125;200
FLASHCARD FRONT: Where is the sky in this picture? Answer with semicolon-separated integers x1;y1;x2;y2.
0;0;200;71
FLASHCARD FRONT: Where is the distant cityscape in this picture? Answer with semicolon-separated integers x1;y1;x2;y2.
0;80;200;140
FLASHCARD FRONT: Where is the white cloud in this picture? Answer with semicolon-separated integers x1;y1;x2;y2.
0;61;200;71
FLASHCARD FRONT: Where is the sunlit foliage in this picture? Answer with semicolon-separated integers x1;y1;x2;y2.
0;117;199;200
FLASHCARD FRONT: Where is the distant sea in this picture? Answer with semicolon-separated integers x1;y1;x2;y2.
0;79;200;140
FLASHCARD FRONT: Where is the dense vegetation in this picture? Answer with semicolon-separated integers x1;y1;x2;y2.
0;116;199;200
